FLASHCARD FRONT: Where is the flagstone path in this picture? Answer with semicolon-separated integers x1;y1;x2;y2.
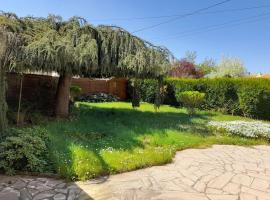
1;145;270;200
0;175;88;200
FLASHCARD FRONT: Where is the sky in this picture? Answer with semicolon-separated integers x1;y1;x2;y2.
1;0;270;73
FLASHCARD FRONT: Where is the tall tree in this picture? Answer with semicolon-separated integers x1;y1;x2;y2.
209;56;247;78
0;27;20;132
169;59;203;78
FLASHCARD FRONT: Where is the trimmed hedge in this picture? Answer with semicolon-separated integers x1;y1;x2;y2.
127;79;158;103
127;78;270;120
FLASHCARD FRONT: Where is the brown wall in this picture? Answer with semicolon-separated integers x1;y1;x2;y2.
7;73;127;107
71;77;127;99
7;73;58;108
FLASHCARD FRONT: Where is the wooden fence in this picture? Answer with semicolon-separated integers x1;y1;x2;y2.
7;73;127;107
72;77;127;99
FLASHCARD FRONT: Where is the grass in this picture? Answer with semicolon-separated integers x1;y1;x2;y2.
44;102;268;180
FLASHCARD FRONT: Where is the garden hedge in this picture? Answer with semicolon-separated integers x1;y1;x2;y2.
127;78;270;120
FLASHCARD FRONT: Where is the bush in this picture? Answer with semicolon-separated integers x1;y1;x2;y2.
0;127;50;174
127;79;158;103
176;91;205;115
238;83;270;119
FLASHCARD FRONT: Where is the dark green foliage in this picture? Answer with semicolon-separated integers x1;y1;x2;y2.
0;68;7;133
203;79;239;113
131;79;141;108
128;78;169;110
154;77;163;111
138;79;158;103
0;27;20;133
129;78;270;120
0;127;50;174
238;83;270;119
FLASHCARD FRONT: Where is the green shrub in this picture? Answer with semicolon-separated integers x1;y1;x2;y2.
0;127;50;174
203;79;239;112
127;79;158;103
176;91;205;115
238;83;270;119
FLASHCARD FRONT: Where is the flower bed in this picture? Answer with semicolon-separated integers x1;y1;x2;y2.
208;121;270;139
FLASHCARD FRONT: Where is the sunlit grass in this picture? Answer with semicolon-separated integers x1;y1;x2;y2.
45;102;268;180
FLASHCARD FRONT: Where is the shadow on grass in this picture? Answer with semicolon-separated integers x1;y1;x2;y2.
46;103;217;180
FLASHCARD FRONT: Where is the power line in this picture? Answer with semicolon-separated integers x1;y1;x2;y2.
157;12;270;41
88;5;270;22
131;0;233;33
199;5;270;15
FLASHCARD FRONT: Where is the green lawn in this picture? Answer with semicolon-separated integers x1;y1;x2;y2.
45;102;268;180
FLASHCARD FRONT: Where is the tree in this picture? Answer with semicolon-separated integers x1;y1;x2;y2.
197;57;216;76
184;51;197;64
3;14;173;117
169;59;203;78
24;17;100;117
0;27;20;133
209;56;247;78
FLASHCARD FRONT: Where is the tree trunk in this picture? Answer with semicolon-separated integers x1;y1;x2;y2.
132;78;140;108
17;73;23;125
154;76;163;112
55;73;72;118
0;67;8;133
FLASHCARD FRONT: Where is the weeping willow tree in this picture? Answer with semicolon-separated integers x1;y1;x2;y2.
23;17;173;117
0;26;21;133
1;13;173;118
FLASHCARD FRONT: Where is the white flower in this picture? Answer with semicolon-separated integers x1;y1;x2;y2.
208;121;270;139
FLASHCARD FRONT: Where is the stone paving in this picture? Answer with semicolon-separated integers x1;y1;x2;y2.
1;145;270;200
77;145;270;200
0;176;89;200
